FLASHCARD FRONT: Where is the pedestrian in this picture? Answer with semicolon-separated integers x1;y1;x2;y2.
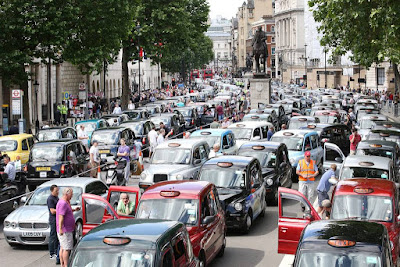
210;118;220;129
349;128;361;155
3;155;16;182
148;125;158;157
77;125;89;149
54;106;61;126
209;143;222;159
296;151;319;211
281;124;287;130
47;185;60;262
128;100;135;110
113;103;122;114
267;126;274;141
56;188;80;267
221;117;231;129
216;104;224;121
117;138;131;184
89;140;100;178
60;101;68;125
316;164;337;219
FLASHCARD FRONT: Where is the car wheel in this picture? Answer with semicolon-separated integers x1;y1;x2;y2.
217;234;226;257
266;188;278;206
243;211;252;234
199;251;206;267
74;221;83;244
28;185;36;192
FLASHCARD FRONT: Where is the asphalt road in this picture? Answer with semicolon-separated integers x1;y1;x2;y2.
0;172;312;267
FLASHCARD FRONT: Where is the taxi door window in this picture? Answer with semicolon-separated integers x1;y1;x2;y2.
208;190;218;216
281;193;311;219
184;230;194;261
28;137;35;149
228;133;235;146
161;247;173;267
172;235;187;263
253;128;261;138
66;144;77;161
109;191;137;216
261;126;268;138
86;181;107;195
310;135;318;149
199;145;208;160
222;135;229;147
21;139;28;151
304;137;311;151
201;195;211;218
193;148;201;161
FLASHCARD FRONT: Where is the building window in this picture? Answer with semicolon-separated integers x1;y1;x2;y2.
271;37;275;43
217;52;221;58
218;44;220;48
271;26;275;32
377;68;385;85
224;52;228;58
271;48;275;55
272;59;276;67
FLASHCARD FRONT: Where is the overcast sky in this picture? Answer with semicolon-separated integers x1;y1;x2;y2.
208;0;245;19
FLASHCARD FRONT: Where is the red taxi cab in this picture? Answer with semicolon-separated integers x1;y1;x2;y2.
135;180;226;267
81;186;140;236
278;179;400;263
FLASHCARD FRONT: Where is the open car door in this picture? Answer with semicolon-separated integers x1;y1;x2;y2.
278;188;320;255
323;142;345;175
81;193;119;236
106;186;140;218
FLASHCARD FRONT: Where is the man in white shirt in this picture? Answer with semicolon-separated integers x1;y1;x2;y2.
128;100;135;110
157;129;166;145
89;141;100;178
113;103;122;114
148;126;158;157
3;155;16;181
77;125;89;149
208;144;221;159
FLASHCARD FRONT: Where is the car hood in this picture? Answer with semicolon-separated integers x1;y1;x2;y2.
288;150;303;159
262;167;275;178
145;164;192;175
217;187;244;204
29;161;63;167
6;205;49;222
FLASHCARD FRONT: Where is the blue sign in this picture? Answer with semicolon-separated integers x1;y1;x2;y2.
63;92;70;100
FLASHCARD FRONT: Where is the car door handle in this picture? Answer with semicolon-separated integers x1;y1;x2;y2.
281;227;288;233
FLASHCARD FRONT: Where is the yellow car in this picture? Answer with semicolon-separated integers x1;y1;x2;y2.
0;134;35;164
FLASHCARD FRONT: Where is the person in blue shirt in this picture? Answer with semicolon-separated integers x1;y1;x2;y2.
316;164;337;218
267;126;274;141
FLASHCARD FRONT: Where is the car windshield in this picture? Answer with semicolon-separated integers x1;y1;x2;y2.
332;195;393;222
178;110;191;117
105;118;120;126
91;132;119;145
124;111;140;119
289;121;309;129
31;145;63;161
70;249;154;267
137;199;198;226
360;120;378;129
238;150;277;168
75;123;96;133
315;116;337;124
356;149;394;160
230;128;252;140
340;167;389;180
0;140;17;151
271;136;303;151
199;168;245;188
297;252;382;267
151;117;171;126
28;186;82;206
190;136;220;148
38;130;61;141
151;148;191;164
124;123;143;136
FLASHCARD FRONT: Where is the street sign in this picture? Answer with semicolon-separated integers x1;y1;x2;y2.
79;91;87;100
12;99;21;115
63;92;70;100
12;89;21;99
79;83;86;91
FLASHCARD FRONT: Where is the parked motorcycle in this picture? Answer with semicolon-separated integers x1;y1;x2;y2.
99;157;127;186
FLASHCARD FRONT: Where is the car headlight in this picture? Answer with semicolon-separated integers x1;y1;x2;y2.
11;222;17;229
4;221;10;228
140;172;147;180
290;158;295;164
266;178;273;186
234;202;243;211
176;174;183;180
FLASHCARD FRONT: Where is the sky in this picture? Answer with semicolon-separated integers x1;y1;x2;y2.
208;0;245;19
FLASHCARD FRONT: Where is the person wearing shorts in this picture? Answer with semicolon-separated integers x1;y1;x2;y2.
56;188;80;267
296;151;319;211
316;164;337;219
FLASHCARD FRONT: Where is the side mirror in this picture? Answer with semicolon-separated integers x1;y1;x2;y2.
194;159;202;165
202;215;215;225
303;211;313;220
279;162;287;169
334;157;343;163
20;196;27;204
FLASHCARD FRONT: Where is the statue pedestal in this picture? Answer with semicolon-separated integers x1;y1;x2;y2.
249;77;271;109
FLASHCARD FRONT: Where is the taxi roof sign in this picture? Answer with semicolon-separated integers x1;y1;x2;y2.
369;144;382;148
354;188;374;194
327;239;356;248
103;236;131;246
383;124;393;128
236;124;245;127
251;116;260;119
298;118;307;122
252;146;265;150
217;162;233;168
200;131;212;135
358;161;374;167
168;143;181;147
160;191;180;197
380;133;390;137
307;125;316;129
283;132;294;136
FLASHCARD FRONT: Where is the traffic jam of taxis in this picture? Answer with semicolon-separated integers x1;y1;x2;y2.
2;81;400;266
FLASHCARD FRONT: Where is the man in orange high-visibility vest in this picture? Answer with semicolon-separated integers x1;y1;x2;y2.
296;151;319;211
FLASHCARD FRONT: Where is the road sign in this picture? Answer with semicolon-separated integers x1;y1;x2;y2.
79;83;86;91
63;92;70;100
12;99;21;115
12;89;21;99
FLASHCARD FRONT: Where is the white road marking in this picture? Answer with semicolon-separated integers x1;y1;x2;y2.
279;255;294;267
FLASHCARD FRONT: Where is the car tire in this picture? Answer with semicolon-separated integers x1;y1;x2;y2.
28;185;36;192
74;221;83;244
199;251;206;267
217;234;226;257
243;211;252;234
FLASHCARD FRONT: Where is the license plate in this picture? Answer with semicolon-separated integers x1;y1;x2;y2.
101;154;107;159
99;150;110;154
22;232;43;237
106;178;112;184
40;172;47;178
36;167;51;171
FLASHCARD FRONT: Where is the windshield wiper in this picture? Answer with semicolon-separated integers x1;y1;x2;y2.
35;157;49;161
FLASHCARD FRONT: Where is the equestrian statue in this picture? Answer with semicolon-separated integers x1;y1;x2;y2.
252;26;268;74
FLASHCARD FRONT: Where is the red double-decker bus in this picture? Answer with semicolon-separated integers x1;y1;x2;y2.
202;69;214;79
190;69;200;80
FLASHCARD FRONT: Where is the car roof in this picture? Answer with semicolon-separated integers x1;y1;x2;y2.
143;181;211;199
39;126;70;130
204;155;254;167
289;116;317;121
38;177;99;188
335;178;395;197
78;219;183;250
239;141;282;150
93;127;126;132
359;114;387;121
228;121;272;128
191;129;233;137
357;140;398;149
272;129;316;138
343;155;391;169
156;139;207;149
35;139;77;145
0;133;33;140
300;220;385;249
75;119;103;124
102;114;123;118
151;113;176;118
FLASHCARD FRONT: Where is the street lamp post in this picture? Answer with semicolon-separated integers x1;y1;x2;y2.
324;48;327;89
33;80;40;134
136;23;141;97
304;44;308;87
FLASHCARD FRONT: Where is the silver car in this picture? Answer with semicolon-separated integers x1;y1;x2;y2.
139;139;210;190
3;178;108;246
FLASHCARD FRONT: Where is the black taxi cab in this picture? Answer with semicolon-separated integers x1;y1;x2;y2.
68;219;199;267
198;156;266;233
237;142;292;206
292;220;393;267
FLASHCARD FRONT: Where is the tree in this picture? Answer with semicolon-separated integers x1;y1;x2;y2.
309;0;400;92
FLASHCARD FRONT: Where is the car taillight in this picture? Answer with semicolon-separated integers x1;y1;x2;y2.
60;164;65;175
23;165;27;172
191;119;194;125
115;161;118;166
142;137;146;144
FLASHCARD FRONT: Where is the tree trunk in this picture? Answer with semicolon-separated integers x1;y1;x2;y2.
121;46;130;110
394;63;400;95
20;66;31;132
